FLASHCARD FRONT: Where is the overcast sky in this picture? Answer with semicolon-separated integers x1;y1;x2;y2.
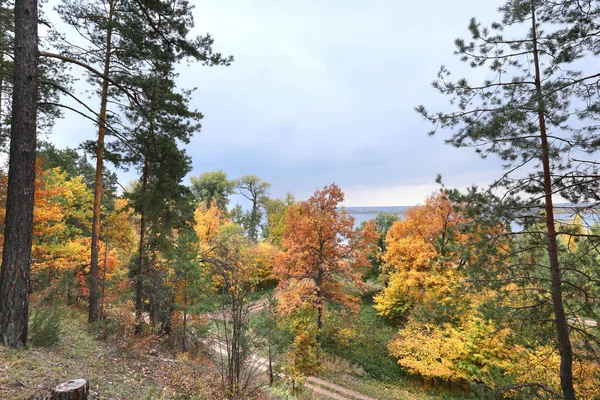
50;0;508;206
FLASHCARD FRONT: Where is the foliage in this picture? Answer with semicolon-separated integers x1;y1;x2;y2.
200;224;264;398
274;183;378;348
262;193;295;248
363;211;399;280
190;170;236;212
324;300;403;381
374;192;469;323
416;1;600;397
29;306;62;347
236;175;271;242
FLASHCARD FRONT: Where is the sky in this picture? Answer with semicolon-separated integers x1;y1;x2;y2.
49;0;508;206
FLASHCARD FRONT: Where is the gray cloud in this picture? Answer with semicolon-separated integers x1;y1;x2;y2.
50;0;506;205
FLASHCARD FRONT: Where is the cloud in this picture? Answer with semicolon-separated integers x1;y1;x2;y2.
46;0;509;208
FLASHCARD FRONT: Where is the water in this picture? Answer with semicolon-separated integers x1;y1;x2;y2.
344;206;600;230
344;206;412;228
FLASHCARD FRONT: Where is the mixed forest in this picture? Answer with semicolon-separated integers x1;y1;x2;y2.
1;0;600;399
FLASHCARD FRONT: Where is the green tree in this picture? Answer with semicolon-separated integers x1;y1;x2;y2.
190;170;235;212
417;1;600;397
171;226;204;351
49;0;232;323
236;175;270;242
363;212;398;281
262;193;295;248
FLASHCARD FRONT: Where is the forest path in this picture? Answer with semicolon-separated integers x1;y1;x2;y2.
306;376;377;400
207;297;378;399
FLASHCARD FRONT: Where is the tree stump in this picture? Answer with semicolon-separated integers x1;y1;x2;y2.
51;379;89;400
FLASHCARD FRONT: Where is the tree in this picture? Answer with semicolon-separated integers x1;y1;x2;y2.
200;224;264;398
0;1;13;146
374;192;469;323
50;0;232;323
273;183;377;348
363;211;398;281
0;3;66;153
416;1;600;397
0;0;38;347
171;226;203;351
190;171;235;212
236;175;270;242
262;193;295;248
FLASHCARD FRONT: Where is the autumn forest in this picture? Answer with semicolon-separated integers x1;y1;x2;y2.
1;0;600;399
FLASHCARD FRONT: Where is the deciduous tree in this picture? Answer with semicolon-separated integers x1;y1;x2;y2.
274;183;377;348
190;171;235;212
236;175;270;242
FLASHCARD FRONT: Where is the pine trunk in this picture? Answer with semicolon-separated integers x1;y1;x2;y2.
89;0;115;323
531;4;575;399
135;157;148;334
0;0;38;348
100;244;108;319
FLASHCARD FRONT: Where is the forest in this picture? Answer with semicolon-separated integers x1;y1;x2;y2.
1;0;600;399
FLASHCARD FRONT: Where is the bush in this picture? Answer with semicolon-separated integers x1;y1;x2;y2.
29;306;62;347
323;301;404;381
89;302;136;342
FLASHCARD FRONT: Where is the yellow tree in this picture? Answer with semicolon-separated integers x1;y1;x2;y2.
0;163;98;303
273;183;377;348
99;197;135;316
194;199;228;245
374;192;469;322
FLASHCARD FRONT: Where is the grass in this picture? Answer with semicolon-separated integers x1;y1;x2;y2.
316;366;473;400
318;295;475;400
0;305;233;399
322;296;403;382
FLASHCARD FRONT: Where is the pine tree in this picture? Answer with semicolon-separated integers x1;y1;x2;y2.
417;1;600;397
0;0;38;347
49;0;232;322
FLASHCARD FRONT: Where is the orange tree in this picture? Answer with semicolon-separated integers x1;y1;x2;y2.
273;183;377;348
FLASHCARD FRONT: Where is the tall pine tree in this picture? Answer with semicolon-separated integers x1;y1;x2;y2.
417;1;600;397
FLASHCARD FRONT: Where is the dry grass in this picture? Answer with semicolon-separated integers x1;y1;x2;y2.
0;306;271;399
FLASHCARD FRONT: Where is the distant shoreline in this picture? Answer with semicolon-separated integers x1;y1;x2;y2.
342;206;412;215
343;205;599;215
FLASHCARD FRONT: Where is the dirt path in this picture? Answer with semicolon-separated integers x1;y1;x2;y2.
208;338;376;400
206;297;376;399
305;382;349;400
306;377;377;400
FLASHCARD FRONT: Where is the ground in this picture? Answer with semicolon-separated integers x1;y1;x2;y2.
0;307;265;399
0;303;473;399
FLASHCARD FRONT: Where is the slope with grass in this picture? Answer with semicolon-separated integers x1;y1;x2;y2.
0;306;267;400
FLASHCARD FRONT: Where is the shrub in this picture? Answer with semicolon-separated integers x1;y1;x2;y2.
29;306;62;347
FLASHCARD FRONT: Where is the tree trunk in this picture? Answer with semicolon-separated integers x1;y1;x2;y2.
531;4;575;399
268;339;273;386
135;157;148;334
249;199;258;242
100;244;108;319
0;0;38;348
89;0;115;324
182;306;187;351
51;379;89;400
315;248;324;350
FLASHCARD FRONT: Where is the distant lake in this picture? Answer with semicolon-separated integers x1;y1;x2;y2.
344;206;412;228
343;206;600;230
